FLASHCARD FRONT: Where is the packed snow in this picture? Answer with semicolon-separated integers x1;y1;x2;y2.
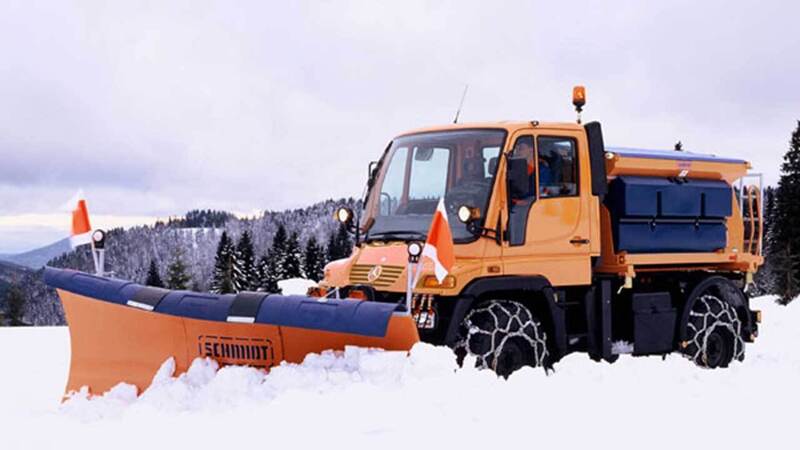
2;296;797;449
278;277;318;295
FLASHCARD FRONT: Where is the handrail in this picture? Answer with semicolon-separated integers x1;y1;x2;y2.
737;174;763;257
746;186;756;254
751;185;763;256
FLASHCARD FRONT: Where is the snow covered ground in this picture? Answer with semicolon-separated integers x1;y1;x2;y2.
2;296;797;450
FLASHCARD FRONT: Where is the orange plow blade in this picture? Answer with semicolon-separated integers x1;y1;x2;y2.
45;268;420;397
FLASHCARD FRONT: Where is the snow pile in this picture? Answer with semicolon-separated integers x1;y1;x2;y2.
278;277;317;295
60;343;464;422
2;296;799;449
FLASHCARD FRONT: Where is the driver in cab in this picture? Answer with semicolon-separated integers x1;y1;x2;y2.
511;138;559;201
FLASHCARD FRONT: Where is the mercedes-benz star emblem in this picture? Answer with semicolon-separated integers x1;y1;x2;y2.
367;265;383;282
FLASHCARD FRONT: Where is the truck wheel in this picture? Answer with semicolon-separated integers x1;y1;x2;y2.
453;300;549;377
682;294;745;368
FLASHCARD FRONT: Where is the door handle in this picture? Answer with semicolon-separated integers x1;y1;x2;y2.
570;237;590;245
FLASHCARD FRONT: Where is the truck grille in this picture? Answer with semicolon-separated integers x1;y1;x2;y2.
349;264;404;287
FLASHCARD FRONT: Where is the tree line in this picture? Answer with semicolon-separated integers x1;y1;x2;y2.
144;222;353;294
758;121;800;304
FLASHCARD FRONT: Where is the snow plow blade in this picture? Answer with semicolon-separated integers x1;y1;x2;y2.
44;267;420;397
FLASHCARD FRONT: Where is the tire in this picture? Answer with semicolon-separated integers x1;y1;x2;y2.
453;300;549;377
682;294;745;368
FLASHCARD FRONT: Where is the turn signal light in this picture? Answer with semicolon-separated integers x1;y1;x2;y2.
421;275;456;289
306;286;328;297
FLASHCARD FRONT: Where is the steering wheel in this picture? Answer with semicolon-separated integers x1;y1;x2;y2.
444;181;489;215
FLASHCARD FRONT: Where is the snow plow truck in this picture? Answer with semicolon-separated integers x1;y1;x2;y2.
45;87;764;396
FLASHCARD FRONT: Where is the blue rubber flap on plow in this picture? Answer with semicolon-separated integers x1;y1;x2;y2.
256;295;400;338
156;292;233;321
44;267;139;305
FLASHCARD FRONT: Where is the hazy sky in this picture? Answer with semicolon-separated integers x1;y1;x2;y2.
1;0;798;253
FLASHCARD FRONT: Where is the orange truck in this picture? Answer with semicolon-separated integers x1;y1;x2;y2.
44;88;764;397
322;88;764;375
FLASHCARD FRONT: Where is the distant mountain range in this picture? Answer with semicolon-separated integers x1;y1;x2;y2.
0;238;71;269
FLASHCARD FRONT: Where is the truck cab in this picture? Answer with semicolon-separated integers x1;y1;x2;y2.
325;121;602;289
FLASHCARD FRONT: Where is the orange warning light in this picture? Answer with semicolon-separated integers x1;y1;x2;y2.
572;86;586;110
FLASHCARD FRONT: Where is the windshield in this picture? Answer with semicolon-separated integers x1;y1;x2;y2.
365;129;506;242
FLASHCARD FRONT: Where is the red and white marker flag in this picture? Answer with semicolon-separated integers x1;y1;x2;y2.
422;198;455;282
69;192;92;248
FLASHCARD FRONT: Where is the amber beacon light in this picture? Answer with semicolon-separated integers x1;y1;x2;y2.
573;85;586;123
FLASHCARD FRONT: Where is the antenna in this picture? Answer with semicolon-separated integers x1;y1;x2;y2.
453;84;469;124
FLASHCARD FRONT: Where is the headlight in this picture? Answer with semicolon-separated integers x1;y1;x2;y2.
407;241;423;257
335;207;353;224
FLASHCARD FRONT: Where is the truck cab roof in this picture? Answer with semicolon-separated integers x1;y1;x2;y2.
397;121;746;165
395;120;583;137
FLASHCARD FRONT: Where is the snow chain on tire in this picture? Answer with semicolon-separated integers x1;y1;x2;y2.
454;300;549;374
683;294;745;368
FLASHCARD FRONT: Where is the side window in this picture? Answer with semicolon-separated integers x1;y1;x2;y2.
379;147;408;215
510;136;535;200
537;137;578;198
507;135;536;246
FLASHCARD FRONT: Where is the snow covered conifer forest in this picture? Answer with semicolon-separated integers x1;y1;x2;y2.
2;198;358;325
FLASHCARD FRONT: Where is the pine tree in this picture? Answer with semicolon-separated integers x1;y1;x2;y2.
335;223;353;259
145;259;164;288
270;224;289;281
236;230;258;291
210;232;235;294
304;235;325;281
5;282;27;326
326;232;339;263
325;223;353;262
773;121;800;304
283;231;304;278
773;243;800;304
256;251;282;294
752;187;777;296
166;250;191;290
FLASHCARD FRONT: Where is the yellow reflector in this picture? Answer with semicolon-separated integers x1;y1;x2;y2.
422;275;456;289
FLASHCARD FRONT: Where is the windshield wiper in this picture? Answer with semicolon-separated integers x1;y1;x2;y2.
365;230;427;242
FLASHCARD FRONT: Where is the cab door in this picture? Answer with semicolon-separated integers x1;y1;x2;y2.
502;129;593;286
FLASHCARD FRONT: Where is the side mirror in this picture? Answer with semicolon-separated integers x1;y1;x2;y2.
507;157;531;199
368;161;378;180
487;157;499;176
